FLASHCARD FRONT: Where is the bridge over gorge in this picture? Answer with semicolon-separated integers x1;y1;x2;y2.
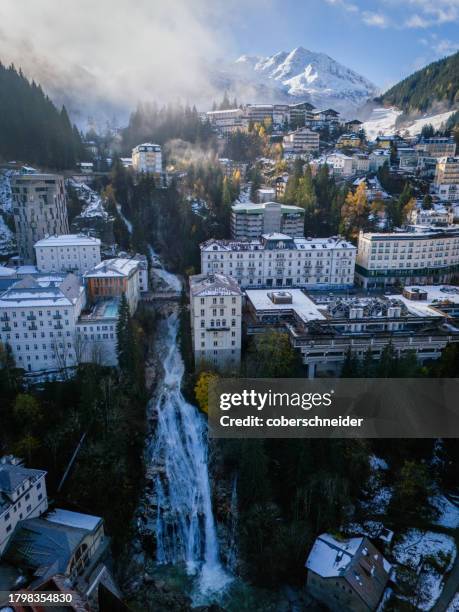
141;290;182;303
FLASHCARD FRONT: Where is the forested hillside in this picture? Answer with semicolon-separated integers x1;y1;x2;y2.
377;51;459;113
0;63;84;169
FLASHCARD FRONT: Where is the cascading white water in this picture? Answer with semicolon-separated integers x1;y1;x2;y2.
147;261;231;596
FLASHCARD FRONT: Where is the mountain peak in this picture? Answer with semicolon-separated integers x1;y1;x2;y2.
227;46;378;115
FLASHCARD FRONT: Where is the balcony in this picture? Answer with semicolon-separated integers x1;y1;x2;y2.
54;323;63;330
53;313;62;320
0;314;10;322
27;314;36;321
1;325;11;332
28;324;38;331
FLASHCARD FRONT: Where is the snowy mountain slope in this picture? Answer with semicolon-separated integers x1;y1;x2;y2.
363;106;457;140
219;46;378;116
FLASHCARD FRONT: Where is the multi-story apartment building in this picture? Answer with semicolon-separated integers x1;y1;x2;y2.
84;258;140;313
398;147;418;172
11;173;69;263
218;158;248;178
201;233;356;290
309;108;340;130
76;298;119;366
189;272;242;370
355;227;459;288
289;101;315;128
352;154;370;174
132;143;162;174
410;207;453;226
231;202;304;239
0;455;48;554
283;127;320;154
336;133;362;149
245;285;459;377
206;109;246;134
369;149;390;172
34;234;101;275
417;136;456;159
433;156;459;201
0;273;85;373
244;104;276;125
325;153;354;177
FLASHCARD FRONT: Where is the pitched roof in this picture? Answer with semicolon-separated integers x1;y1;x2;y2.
306;534;391;609
4;518;88;573
190;273;242;297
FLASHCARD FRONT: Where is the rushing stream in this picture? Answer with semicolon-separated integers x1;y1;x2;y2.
146;254;232;598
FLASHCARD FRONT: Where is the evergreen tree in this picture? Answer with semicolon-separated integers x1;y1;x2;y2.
116;293;135;379
0;63;84;168
341;348;360;377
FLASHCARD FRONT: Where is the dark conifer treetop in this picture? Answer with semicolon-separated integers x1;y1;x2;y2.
0;62;84;169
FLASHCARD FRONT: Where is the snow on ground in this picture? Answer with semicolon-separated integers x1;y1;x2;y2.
433;495;459;529
363;106;457;140
369;455;389;471
0;172;16;256
360;455;393;516
393;530;456;571
447;592;459;611
0;215;15;256
0;171;13;213
407;110;457;136
67;179;108;220
235;183;251;204
115;202;133;234
393;530;456;611
186;196;209;217
363;107;403;140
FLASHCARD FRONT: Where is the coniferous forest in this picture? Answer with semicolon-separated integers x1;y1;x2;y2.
0;63;84;168
377;51;459;113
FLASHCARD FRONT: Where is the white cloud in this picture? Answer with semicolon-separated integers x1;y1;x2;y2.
324;0;359;12
433;38;459;55
362;11;390;28
405;14;430;28
0;0;248;123
405;0;459;25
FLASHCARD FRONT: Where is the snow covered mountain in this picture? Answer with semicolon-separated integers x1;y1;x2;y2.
215;46;378;116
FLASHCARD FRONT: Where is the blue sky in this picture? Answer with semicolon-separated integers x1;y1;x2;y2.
218;0;459;91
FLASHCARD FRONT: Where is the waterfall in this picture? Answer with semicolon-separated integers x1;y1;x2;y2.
147;266;231;595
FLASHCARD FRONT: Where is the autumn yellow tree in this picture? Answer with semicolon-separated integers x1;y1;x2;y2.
340;182;370;239
402;197;417;224
194;371;219;414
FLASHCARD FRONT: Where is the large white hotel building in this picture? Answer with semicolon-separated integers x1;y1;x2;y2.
201;233;356;290
355;227;459;288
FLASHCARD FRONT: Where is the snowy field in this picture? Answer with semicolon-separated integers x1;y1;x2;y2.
363;107;457;140
393;530;457;610
67;179;109;220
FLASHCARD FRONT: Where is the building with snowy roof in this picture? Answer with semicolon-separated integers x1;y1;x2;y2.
305;533;391;611
84;258;140;313
189;272;242;371
0;273;86;373
201;233;355;290
245;288;459;377
132;143;162;174
0;456;48;554
34;234;101;275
